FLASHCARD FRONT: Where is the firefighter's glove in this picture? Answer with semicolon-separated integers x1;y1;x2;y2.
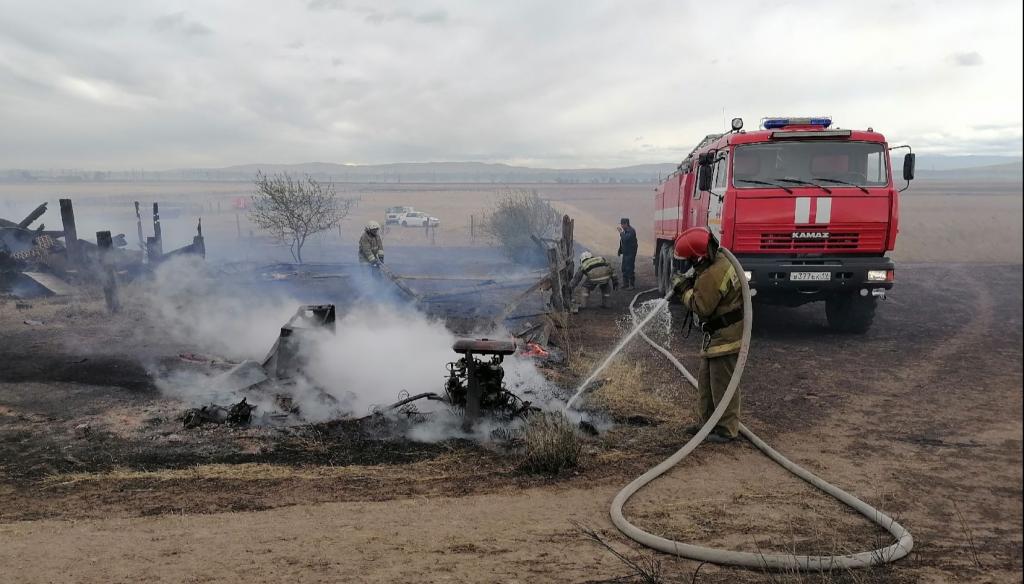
377;253;384;263
671;268;696;294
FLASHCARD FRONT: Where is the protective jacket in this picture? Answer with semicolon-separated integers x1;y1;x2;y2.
680;252;743;357
358;231;383;263
572;255;615;287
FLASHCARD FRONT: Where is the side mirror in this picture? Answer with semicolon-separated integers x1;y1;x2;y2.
698;152;715;165
698;163;714;192
902;153;916;181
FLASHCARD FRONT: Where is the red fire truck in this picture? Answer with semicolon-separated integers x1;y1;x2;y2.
654;117;915;332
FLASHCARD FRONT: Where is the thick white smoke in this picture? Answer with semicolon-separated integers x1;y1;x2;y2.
136;256;559;437
136;255;297;360
303;306;456;415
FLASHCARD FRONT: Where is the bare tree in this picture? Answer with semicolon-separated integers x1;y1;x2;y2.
249;171;353;264
482;188;560;264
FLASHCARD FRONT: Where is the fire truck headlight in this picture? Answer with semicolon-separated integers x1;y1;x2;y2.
867;270;889;282
743;271;753;282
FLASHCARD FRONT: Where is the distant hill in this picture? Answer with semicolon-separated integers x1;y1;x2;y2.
2;156;1019;184
1;161;681;184
913;160;1022;182
211;160;683;183
901;155;1022;172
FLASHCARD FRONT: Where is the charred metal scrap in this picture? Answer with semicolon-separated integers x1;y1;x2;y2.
177;305;341;429
182;397;256;429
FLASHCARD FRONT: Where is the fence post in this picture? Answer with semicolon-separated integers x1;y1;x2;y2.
547;246;565;312
134;201;145;255
96;231;120;313
59;198;79;265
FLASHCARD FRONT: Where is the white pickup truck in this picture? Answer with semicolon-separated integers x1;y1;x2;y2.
400;211;440;227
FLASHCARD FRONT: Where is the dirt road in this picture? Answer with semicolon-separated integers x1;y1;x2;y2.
1;262;1021;583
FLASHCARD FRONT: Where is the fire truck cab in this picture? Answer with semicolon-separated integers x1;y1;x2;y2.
654;117;915;333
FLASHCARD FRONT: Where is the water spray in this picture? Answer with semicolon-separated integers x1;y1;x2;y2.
562;294;671;412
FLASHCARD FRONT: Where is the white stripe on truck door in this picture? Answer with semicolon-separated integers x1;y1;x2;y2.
815;197;831;224
795;197;811;224
656;207;681;222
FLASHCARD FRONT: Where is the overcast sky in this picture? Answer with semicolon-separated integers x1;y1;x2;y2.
1;0;1021;170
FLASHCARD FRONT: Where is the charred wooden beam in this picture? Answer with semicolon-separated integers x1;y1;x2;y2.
134;201;145;253
17;203;47;229
59;198;79;264
96;230;120;313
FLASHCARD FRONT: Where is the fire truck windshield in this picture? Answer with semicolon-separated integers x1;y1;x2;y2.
732;141;888;190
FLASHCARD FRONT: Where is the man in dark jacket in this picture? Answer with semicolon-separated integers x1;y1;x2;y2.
617;218;638;289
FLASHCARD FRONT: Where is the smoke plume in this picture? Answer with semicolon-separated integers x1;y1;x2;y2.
135;256;558;437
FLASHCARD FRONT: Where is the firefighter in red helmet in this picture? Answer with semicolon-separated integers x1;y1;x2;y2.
672;227;744;443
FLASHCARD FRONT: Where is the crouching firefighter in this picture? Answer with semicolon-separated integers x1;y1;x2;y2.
672;227;743;443
358;220;384;277
570;251;619;312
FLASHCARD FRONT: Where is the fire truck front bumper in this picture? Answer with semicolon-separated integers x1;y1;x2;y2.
737;255;894;304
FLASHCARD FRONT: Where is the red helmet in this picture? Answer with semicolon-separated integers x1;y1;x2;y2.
674;227;714;260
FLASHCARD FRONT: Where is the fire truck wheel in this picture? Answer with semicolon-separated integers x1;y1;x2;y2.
657;245;671;295
825;293;877;333
655;246;665;294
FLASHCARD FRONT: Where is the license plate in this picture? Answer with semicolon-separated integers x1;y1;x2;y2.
790;271;831;281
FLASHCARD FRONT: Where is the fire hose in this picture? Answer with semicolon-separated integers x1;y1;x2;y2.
602;248;913;570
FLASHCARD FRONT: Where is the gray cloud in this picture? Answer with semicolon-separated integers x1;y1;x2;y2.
948;51;984;66
152;12;212;37
0;1;1020;170
364;8;448;25
306;0;447;24
307;0;349;10
413;10;448;24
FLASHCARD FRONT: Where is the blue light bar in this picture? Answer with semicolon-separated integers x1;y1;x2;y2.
762;117;832;129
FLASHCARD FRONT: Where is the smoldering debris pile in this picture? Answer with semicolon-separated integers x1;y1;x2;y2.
0;199;205;304
159;298;566;440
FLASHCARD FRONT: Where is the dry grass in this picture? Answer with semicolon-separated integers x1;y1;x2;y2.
54;299;104;320
583;360;683;424
745;515;904;584
894;193;1022;263
553;200;656;258
519;411;583;474
574;521;671;584
43;451;485;485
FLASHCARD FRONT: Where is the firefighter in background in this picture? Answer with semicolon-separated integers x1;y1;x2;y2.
358;220;384;275
672;227;743;443
617;217;638;290
570;251;619;312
